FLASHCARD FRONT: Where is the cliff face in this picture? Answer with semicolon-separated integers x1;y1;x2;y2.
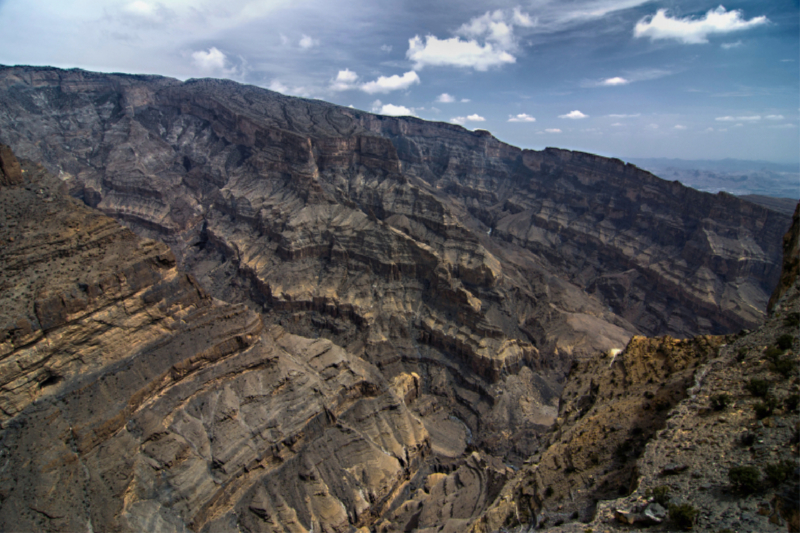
0;65;793;532
0;152;431;532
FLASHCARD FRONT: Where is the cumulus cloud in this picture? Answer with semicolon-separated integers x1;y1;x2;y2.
674;124;687;130
330;69;359;91
559;110;588;119
406;7;534;70
451;114;486;124
508;113;536;122
436;93;456;103
768;123;796;129
361;71;420;94
634;6;768;45
407;35;515;71
715;115;760;121
765;114;785;120
192;47;227;72
461;98;471;103
299;34;319;49
123;1;165;22
611;123;623;127
607;113;641;118
380;44;393;53
371;100;416;116
545;128;562;133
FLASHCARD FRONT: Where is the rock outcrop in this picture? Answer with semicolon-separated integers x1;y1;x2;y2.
0;154;431;532
473;198;799;532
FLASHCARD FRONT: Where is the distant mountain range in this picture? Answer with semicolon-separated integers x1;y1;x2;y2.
627;157;800;202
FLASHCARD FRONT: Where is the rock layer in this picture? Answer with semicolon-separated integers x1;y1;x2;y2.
0;155;431;532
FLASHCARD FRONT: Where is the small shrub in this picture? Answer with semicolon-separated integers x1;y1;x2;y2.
765;347;783;362
729;465;761;494
669;503;699;530
777;334;795;350
785;394;800;412
754;397;778;419
784;312;800;328
746;378;769;397
710;393;731;411
736;348;748;362
651;485;671;507
771;357;796;379
764;460;795;486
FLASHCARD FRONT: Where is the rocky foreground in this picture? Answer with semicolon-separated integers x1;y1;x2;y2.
0;65;796;533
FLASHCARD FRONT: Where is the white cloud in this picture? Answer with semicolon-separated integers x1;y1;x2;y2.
379;104;416;116
192;47;226;72
361;71;420;94
407;35;515;71
280;34;290;46
768;123;796;129
559;110;588;119
436;93;456;103
508;113;536;122
269;80;289;93
380;44;393;53
674;124;687;130
721;40;743;49
406;7;534;71
765;114;785;120
715;115;761;121
611;123;623;127
451;114;486;124
634;6;768;45
607;113;640;118
372;100;416;116
299;34;318;49
461;98;471;103
706;127;714;132
330;69;359;91
601;77;629;86
545;128;562;133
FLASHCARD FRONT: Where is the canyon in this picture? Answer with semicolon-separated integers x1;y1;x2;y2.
0;65;795;532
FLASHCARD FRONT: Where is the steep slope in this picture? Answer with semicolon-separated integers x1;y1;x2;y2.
472;200;799;532
0;147;432;532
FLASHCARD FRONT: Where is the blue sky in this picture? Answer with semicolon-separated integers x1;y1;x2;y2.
0;0;798;163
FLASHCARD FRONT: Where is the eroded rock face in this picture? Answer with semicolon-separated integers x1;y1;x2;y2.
0;156;430;533
0;65;792;531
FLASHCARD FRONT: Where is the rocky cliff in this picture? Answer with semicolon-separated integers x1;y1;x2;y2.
0;149;433;532
0;64;794;532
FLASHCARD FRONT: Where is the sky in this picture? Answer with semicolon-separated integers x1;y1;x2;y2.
0;0;798;164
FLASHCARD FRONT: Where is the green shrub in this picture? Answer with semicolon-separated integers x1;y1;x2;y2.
710;393;731;411
651;485;671;507
746;378;769;397
784;312;800;328
771;357;796;379
754;397;778;419
765;347;783;362
669;503;699;530
764;460;795;486
777;334;795;350
729;465;761;494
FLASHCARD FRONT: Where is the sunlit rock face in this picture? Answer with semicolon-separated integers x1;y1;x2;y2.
0;65;791;532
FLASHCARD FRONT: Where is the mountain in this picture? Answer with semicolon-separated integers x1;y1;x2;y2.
0;65;794;532
626;157;800;201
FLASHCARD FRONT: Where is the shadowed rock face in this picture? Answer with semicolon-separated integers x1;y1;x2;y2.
0;65;792;532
